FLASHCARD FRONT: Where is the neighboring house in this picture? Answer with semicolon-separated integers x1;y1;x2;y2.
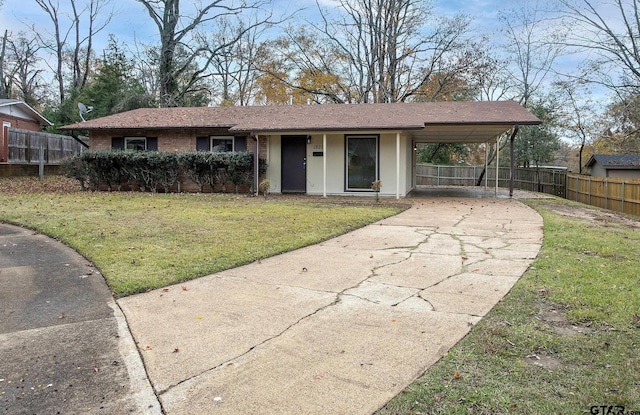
0;99;53;162
585;154;640;180
61;101;540;198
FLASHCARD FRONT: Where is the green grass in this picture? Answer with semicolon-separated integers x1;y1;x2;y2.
378;197;640;414
0;177;406;297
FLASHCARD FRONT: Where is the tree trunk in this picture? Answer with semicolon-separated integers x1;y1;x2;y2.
0;30;7;99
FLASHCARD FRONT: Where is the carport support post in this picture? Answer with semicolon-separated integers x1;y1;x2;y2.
396;133;400;200
484;142;488;190
509;125;519;197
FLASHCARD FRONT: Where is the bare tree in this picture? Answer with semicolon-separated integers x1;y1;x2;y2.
0;30;7;99
135;0;274;107
466;47;517;102
32;0;113;103
255;27;352;104
5;33;46;106
259;0;472;104
555;80;597;172
209;16;271;106
560;0;640;94
499;0;566;106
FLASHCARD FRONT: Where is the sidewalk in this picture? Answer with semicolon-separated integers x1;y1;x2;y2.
119;197;543;414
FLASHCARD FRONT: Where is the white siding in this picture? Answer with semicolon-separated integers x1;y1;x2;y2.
267;131;413;197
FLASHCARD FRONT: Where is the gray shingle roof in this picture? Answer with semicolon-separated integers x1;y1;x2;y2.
586;154;640;169
61;101;540;133
0;99;52;126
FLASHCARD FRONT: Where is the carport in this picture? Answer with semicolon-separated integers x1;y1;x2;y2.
406;124;521;198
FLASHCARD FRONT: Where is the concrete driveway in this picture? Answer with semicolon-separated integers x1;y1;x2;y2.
119;197;543;414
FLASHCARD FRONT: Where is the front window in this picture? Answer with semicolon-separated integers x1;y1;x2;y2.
211;136;234;152
346;135;378;190
125;137;146;151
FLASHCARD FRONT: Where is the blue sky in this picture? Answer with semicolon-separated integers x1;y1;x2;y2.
1;0;515;48
0;0;611;105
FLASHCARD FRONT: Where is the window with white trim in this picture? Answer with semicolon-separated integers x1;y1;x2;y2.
211;136;234;152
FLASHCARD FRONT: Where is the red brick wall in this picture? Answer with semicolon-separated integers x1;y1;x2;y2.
0;115;42;132
89;129;268;159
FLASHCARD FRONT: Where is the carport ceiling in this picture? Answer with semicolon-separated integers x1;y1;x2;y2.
408;124;515;143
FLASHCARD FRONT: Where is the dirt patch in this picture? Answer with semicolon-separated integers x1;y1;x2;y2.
541;203;640;229
524;354;564;369
537;301;594;337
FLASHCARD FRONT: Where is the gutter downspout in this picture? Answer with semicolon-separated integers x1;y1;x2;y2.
509;125;520;197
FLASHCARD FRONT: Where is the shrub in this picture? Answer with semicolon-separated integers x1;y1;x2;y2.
61;154;90;191
63;150;266;194
177;152;209;192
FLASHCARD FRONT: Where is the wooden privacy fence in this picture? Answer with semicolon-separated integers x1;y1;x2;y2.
566;174;640;217
5;128;85;164
416;164;567;197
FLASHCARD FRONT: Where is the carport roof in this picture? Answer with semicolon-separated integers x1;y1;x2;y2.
61;101;540;143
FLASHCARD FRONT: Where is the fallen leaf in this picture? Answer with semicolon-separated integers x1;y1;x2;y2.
173;348;179;353
453;372;461;380
181;286;188;291
162;288;170;292
58;313;65;319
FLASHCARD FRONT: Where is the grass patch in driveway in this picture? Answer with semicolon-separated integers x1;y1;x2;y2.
0;177;406;297
377;197;640;414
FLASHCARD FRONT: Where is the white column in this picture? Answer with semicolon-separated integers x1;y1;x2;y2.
495;137;499;196
255;135;260;196
396;133;401;200
323;133;327;198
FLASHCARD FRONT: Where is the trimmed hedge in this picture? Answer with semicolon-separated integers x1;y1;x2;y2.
62;150;267;193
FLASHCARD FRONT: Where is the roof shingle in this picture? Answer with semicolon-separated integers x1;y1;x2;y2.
61;101;540;132
586;154;640;169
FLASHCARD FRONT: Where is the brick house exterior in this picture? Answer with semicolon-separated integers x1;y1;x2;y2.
62;102;541;198
0;100;52;162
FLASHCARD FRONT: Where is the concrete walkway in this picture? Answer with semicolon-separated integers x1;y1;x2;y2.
118;197;543;414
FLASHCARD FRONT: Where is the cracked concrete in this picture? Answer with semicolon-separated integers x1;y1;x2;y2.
117;197;543;414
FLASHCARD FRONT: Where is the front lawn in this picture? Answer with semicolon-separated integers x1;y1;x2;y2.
378;198;640;414
0;177;406;297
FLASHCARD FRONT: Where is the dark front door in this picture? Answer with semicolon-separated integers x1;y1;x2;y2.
281;135;307;193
